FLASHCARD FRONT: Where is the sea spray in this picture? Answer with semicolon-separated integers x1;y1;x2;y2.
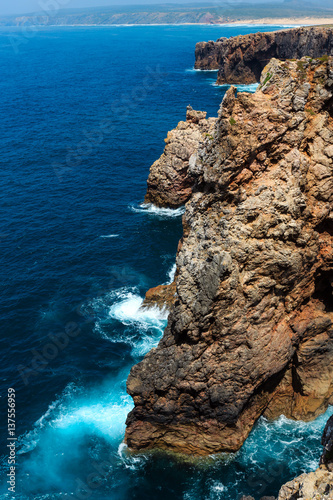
130;203;185;218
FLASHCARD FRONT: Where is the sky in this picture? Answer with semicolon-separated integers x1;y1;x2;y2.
0;0;283;17
0;0;330;17
0;0;206;16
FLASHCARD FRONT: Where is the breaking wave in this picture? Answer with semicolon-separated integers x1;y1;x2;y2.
130;203;185;218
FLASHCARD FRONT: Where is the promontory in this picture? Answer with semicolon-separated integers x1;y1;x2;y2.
126;55;333;456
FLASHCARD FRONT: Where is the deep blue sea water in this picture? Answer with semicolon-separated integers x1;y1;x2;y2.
0;24;332;500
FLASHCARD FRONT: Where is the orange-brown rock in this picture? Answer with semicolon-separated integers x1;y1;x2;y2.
278;467;333;499
144;106;216;208
142;282;177;310
195;27;333;85
125;56;333;456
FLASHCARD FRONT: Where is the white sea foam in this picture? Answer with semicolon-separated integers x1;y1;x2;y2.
109;292;168;326
88;286;168;356
217;23;299;28
167;263;177;284
236;83;259;93
94;319;161;357
186;68;219;73
212;82;259;93
12;368;137;497
241;407;333;475
100;234;119;238
17;383;81;454
18;371;134;459
211;482;226;492
272;410;333;432
51;394;132;441
209;480;227;499
130;203;185;218
184;478;227;500
118;442;147;470
45;23;294;28
107;290;168;355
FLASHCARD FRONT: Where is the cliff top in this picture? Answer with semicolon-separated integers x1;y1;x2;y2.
195;26;333;84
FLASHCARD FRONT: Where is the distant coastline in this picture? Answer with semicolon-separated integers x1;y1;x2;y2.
227;17;333;26
2;19;333;28
1;2;333;28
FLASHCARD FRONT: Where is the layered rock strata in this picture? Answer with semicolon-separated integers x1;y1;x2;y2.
195;27;333;85
144;106;216;208
125;56;333;456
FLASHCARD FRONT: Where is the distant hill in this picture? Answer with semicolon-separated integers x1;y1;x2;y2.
1;1;333;26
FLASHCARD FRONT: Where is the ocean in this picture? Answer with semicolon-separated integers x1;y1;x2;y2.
0;24;332;500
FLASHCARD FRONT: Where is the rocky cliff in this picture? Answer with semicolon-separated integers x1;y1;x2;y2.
278;467;333;499
195;27;333;85
125;55;333;456
144;106;216;208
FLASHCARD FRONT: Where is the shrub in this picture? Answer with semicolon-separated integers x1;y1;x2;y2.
263;72;272;86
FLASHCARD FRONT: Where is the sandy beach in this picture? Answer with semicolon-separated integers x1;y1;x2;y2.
227;17;333;26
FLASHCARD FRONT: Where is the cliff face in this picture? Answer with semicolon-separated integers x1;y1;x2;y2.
195;27;333;84
322;414;333;468
277;415;333;499
144;106;216;208
125;56;333;456
278;468;333;499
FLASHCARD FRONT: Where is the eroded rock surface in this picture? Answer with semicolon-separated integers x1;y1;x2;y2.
144;106;216;208
278;468;333;500
195;27;333;84
142;282;177;310
126;56;333;455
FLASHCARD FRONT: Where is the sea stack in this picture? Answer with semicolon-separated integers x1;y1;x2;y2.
144;106;216;208
125;56;333;455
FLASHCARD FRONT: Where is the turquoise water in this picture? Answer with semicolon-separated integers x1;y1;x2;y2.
0;24;331;500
